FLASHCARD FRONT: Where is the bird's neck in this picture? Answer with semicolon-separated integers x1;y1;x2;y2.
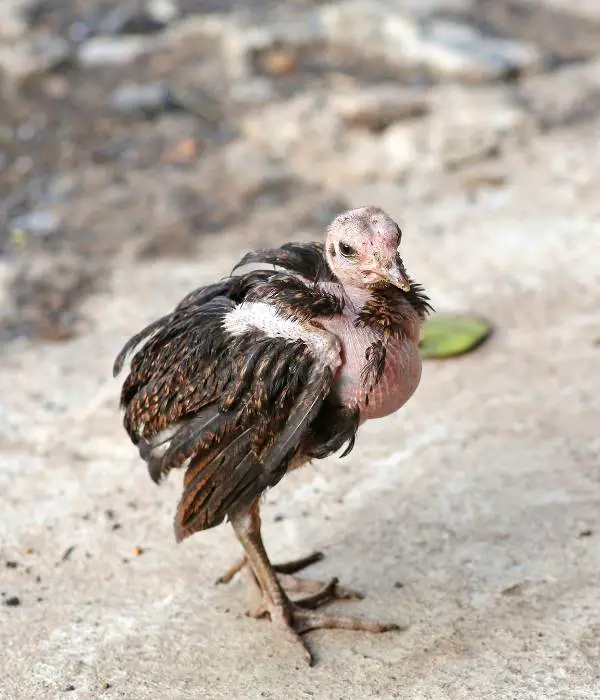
353;284;423;343
318;280;422;343
339;284;375;312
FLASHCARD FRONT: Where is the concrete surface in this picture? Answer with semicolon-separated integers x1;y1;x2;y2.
2;119;600;699
2;0;600;696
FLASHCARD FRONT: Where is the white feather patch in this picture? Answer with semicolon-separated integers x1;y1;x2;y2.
223;301;341;368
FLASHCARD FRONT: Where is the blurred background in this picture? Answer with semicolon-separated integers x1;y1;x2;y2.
1;0;600;341
1;1;600;698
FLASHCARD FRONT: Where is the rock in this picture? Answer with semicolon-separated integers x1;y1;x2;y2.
147;0;179;24
77;36;159;68
31;35;74;74
22;0;53;28
0;43;36;84
241;92;339;163
68;20;95;44
317;1;421;62
166;84;222;123
228;77;276;106
0;33;73;85
0;2;27;40
164;13;325;80
38;174;78;206
258;46;298;77
518;57;600;128
317;1;543;82
425;84;537;170
339;123;419;180
97;6;167;36
0;2;37;83
241;90;420;185
421;20;543;81
3;596;21;607
109;82;171;117
9;210;61;241
219;141;293;199
333;85;430;131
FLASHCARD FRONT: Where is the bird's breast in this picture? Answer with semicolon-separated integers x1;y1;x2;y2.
317;315;422;422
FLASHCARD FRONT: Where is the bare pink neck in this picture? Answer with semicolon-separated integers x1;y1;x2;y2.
327;280;422;344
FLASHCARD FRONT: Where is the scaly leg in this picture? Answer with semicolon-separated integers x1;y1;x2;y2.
216;548;362;607
229;501;401;666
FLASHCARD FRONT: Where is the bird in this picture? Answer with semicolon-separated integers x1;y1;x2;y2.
113;205;432;664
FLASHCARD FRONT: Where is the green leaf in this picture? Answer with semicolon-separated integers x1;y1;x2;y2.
419;314;493;359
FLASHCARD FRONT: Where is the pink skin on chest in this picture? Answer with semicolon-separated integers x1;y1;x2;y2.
315;283;423;422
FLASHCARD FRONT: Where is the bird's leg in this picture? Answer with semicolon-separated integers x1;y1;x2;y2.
229;502;401;665
216;550;326;584
216;552;325;583
218;508;360;605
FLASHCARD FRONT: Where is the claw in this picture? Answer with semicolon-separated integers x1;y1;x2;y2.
266;599;403;665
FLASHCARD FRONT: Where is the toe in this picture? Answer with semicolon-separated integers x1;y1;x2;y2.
272;551;325;575
293;610;406;635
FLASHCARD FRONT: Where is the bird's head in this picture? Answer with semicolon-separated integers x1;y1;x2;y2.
325;206;412;291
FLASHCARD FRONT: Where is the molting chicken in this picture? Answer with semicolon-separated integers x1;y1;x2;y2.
113;206;432;664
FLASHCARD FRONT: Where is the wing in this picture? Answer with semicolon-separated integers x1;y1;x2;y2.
233;241;336;283
113;265;354;541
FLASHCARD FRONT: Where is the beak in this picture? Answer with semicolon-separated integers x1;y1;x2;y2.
385;259;411;292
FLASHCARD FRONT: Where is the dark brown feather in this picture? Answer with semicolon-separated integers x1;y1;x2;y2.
113;258;355;540
232;241;335;283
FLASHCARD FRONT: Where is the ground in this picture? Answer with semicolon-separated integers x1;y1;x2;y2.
1;1;600;698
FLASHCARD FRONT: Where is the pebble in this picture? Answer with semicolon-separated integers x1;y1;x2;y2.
341;123;419;181
167;85;222;123
242;89;420;184
31;36;74;74
317;1;543;82
69;20;94;44
109;82;171;117
425;84;536;170
0;3;27;40
422;20;543;81
259;46;298;77
229;77;276;105
164;13;323;81
22;0;53;28
148;0;179;24
317;1;419;55
9;210;60;239
3;596;21;607
97;6;167;36
77;36;158;68
333;85;430;131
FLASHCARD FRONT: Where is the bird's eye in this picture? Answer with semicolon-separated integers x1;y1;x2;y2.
339;242;356;258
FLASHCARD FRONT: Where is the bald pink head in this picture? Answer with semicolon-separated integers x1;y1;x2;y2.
325;206;411;291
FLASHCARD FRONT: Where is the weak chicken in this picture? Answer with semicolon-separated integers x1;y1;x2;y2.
113;206;432;664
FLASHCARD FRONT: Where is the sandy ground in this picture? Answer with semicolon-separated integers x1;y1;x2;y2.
2;1;600;699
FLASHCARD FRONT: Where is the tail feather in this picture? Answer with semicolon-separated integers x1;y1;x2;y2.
142;405;226;483
113;314;171;377
174;428;258;539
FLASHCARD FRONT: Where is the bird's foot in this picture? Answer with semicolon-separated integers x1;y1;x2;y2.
216;550;362;609
260;595;403;666
216;550;325;584
249;574;361;616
